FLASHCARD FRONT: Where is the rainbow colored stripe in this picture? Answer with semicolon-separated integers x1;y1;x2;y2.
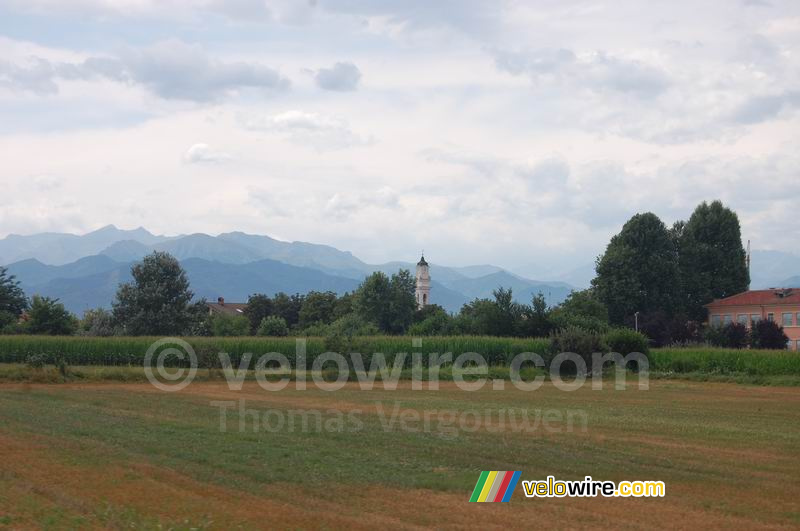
469;471;521;502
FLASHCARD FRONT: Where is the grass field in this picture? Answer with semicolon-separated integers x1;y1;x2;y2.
1;378;799;529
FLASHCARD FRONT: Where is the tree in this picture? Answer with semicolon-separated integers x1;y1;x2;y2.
678;200;750;321
210;314;250;336
272;292;303;328
299;291;338;328
354;270;416;334
751;320;789;350
112;252;196;335
25;295;78;335
0;266;27;327
387;269;417;334
79;308;115;336
519;292;553;337
257;315;289;337
592;212;682;325
455;298;502;336
548;289;608;333
409;305;453;336
244;294;273;333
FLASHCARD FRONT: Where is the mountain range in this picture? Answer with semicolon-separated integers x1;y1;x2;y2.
1;226;576;314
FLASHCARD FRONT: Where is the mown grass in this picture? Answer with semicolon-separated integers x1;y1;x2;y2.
0;380;799;527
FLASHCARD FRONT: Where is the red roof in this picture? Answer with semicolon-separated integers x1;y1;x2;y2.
705;289;800;308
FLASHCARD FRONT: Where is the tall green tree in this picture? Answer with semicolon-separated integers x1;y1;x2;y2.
354;270;416;334
244;293;273;333
299;291;338;328
0;266;28;327
25;295;78;335
678;200;749;321
272;292;303;327
592;212;682;325
112;252;197;335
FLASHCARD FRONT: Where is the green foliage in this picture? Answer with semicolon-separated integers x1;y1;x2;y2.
257;315;289;337
408;305;454;336
79;308;116;337
704;322;749;349
25;353;47;369
549;326;606;370
24;295;78;335
0;335;550;369
299;291;338;328
354;270;416;334
678;200;750;321
750;320;789;350
112;252;197;336
209;314;251;337
0;266;28;318
549;289;609;333
271;292;303;328
592;212;682;325
650;347;800;376
603;328;650;356
244;293;273;333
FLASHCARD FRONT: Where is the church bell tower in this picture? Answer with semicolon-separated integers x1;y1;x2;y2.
415;254;430;309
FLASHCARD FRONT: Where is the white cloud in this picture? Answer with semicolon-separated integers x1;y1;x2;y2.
314;61;362;91
241;110;372;150
492;48;670;98
183;143;232;164
1;1;799;272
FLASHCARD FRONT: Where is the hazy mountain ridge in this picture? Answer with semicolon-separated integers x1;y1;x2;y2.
2;226;580;314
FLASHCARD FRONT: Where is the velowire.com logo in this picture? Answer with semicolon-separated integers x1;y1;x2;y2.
469;471;521;502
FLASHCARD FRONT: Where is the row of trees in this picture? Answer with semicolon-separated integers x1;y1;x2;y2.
0;251;609;338
592;200;751;345
0;199;789;349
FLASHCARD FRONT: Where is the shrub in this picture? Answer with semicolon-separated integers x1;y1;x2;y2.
25;353;47;369
549;326;605;372
257;316;289;337
79;308;116;337
603;328;650;356
210;314;250;337
751;320;789;350
705;322;749;349
24;296;78;335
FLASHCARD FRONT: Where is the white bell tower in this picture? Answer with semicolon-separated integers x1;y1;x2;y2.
415;253;430;309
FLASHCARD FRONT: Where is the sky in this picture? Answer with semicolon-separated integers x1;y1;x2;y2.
1;0;798;278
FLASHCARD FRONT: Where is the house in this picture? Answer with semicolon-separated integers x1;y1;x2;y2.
207;297;248;317
704;289;800;350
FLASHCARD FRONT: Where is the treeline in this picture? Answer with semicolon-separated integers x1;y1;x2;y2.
0;200;790;350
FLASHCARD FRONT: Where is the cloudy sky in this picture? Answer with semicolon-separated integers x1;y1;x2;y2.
1;0;798;277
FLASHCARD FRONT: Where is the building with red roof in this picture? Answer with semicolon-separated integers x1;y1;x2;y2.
704;289;800;350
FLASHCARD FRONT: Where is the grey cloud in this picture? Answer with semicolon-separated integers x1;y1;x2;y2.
0;57;59;95
731;92;800;124
314;62;361;91
110;40;290;101
516;158;570;189
493;48;670;98
320;0;507;35
1;40;290;102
